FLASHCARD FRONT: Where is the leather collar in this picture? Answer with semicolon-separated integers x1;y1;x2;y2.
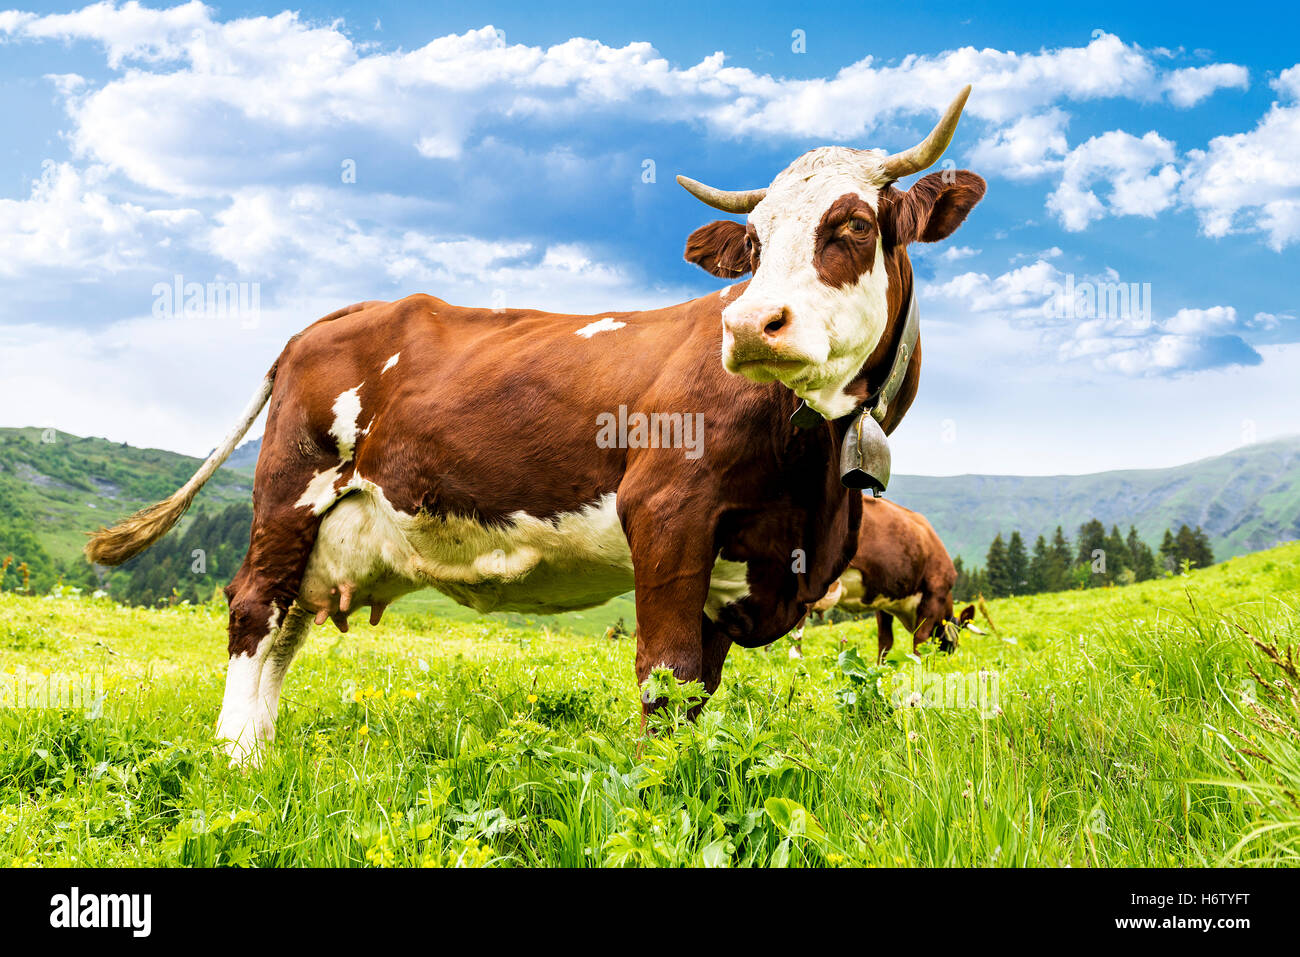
865;286;919;426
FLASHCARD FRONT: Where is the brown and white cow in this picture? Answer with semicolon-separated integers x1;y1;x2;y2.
86;88;984;763
790;494;978;661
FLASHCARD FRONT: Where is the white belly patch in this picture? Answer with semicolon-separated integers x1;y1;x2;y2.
299;484;752;620
835;569;920;625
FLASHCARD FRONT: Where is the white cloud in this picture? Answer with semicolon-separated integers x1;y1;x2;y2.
0;7;1252;192
0;4;1280;265
1162;63;1250;107
939;245;980;262
932;259;1270;376
1162;305;1237;335
0;0;211;67
933;259;1063;317
892;342;1300;475
1058;330;1259;376
1180;65;1300;250
1046;130;1181;230
0;161;199;277
969;109;1070;179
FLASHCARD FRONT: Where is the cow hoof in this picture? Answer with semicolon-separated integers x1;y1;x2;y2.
788;645;804;660
216;712;274;769
218;732;267;769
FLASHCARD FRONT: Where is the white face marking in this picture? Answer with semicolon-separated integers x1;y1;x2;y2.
723;147;894;420
575;317;627;338
330;385;364;462
381;352;400;373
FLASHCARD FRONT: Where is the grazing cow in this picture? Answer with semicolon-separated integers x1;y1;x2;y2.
86;88;984;763
789;494;977;661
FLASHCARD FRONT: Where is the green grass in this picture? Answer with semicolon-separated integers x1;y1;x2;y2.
2;544;1298;867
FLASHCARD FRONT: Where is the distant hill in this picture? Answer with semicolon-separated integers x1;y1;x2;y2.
889;435;1300;563
224;437;262;471
3;426;1296;593
0;427;255;590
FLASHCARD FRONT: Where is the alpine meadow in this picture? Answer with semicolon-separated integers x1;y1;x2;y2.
1;542;1298;866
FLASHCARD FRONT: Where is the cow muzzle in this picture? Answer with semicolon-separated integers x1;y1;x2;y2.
721;303;812;378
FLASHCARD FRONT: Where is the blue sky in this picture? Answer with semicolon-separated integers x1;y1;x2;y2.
1;0;1297;474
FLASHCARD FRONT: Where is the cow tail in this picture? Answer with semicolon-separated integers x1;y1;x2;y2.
84;371;275;566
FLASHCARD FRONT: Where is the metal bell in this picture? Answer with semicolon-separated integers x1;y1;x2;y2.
839;407;891;495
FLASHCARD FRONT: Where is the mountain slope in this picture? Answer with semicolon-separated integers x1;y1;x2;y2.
888;435;1300;562
0;428;255;577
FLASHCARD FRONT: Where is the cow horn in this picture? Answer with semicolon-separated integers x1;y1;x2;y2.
676;175;767;214
878;85;972;183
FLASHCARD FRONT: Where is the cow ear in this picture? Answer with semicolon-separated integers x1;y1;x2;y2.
959;604;976;624
885;170;986;245
684;220;751;278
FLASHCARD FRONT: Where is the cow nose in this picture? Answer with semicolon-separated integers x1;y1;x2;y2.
761;309;789;337
724;305;794;353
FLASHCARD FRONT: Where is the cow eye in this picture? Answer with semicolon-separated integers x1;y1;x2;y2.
847;217;869;233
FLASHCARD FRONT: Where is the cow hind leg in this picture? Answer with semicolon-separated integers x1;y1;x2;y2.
258;603;312;733
217;478;327;764
216;602;307;766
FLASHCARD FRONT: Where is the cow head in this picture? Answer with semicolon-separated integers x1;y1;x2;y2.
679;86;985;420
939;603;978;653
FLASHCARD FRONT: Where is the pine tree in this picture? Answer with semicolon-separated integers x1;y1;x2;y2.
1127;525;1157;582
1192;526;1215;569
1159;528;1178;573
1028;534;1051;593
1049;526;1073;591
953;556;980;602
1006;531;1029;594
1076;518;1108;586
986;533;1011;598
1103;524;1131;582
1175;524;1199;570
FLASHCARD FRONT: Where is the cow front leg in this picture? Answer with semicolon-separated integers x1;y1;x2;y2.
622;505;717;723
876;610;895;663
788;613;808;659
633;591;709;722
701;615;733;699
